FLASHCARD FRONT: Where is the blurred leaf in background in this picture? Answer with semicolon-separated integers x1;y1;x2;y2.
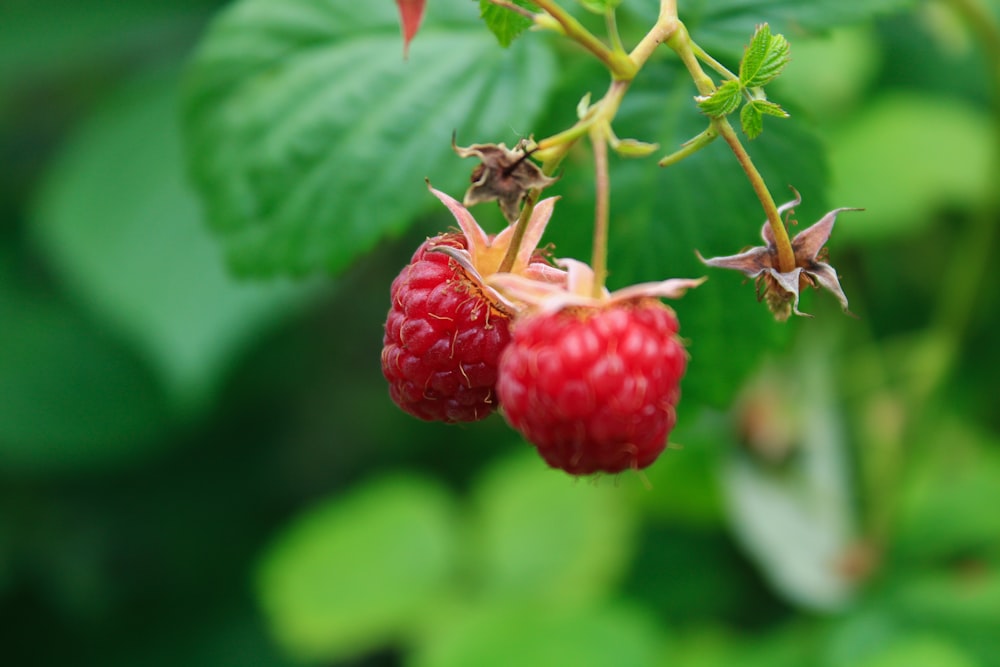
0;250;173;472
32;66;322;414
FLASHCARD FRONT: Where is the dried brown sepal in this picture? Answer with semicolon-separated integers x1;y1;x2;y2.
453;137;558;223
698;189;863;321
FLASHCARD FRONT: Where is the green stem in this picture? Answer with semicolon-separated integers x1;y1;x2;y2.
691;40;738;81
628;0;679;67
531;0;679;164
716;118;796;272
531;0;635;78
659;124;718;167
666;23;716;96
590;127;611;296
533;79;629;164
606;8;625;55
497;190;540;273
668;23;795;272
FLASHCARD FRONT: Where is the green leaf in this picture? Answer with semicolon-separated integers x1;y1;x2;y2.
882;568;1000;630
696;79;743;117
894;418;1000;562
756;99;790;117
768;25;880;121
668;625;819;667
0;252;173;474
256;475;458;662
32;67;319;412
740;100;763;139
182;0;556;277
739;24;790;88
854;635;979;667
467;452;637;608
827;93;994;241
411;602;663;667
826;612;983;667
0;0;211;93
480;0;536;47
740;99;788;139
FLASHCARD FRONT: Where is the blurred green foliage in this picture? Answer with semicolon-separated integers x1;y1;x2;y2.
2;0;999;666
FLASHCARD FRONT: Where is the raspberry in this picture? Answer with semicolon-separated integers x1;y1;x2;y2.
382;234;512;422
496;297;688;475
381;185;566;424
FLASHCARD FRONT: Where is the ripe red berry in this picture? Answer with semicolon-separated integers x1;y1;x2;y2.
382;234;513;423
496;298;688;475
381;185;565;424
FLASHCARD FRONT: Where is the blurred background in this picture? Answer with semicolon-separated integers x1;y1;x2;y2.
2;0;998;665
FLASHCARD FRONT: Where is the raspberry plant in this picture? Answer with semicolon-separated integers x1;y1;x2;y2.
5;0;1000;666
372;0;862;474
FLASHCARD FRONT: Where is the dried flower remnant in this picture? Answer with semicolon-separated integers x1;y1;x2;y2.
453;138;558;223
698;190;862;320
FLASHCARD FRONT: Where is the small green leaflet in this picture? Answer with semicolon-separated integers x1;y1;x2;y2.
480;0;536;47
740;24;790;88
740;99;789;140
696;79;742;117
696;24;791;138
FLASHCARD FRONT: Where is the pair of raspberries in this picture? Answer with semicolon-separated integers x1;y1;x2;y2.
381;232;689;477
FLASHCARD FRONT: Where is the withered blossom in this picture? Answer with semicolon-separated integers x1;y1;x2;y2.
425;183;567;313
453;137;557;223
698;190;862;321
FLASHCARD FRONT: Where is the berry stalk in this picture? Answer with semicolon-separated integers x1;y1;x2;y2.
715;118;796;273
590;125;611;297
668;23;796;273
497;189;540;273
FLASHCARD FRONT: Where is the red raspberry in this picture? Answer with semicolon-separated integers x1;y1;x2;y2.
496;298;688;475
382;234;513;423
381;185;565;424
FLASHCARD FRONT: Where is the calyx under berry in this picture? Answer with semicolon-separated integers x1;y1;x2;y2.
425;183;567;309
490;256;704;314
